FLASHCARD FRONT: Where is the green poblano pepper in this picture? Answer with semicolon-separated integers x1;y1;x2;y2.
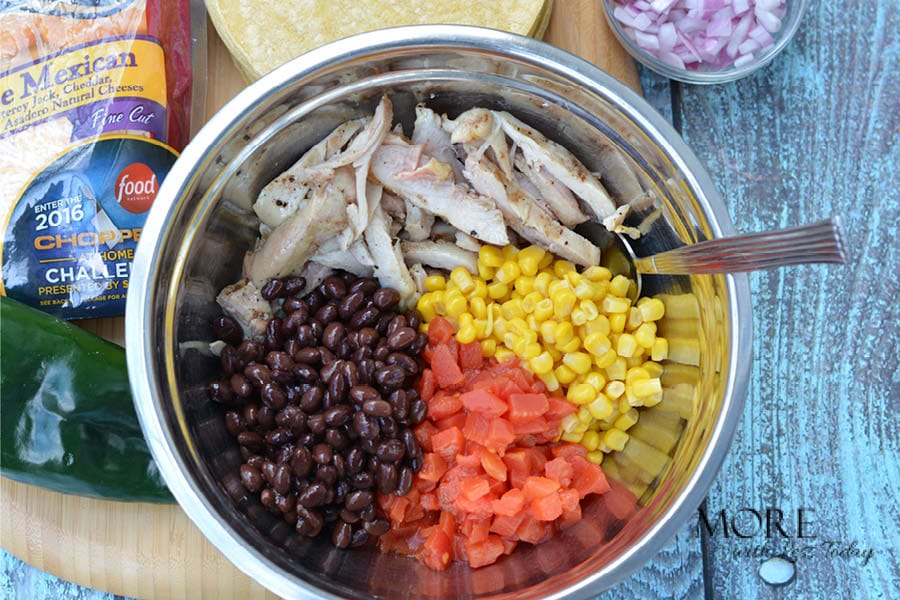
0;296;173;502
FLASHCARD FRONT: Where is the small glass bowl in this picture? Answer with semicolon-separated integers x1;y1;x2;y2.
600;0;808;84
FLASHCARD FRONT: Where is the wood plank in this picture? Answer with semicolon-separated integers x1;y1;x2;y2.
674;1;900;597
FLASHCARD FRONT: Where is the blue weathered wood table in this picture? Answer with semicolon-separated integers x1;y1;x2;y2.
2;1;897;597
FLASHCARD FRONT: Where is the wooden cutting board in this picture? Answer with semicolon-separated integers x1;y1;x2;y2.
1;3;639;598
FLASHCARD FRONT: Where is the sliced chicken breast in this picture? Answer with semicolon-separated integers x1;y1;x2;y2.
364;205;418;307
401;240;479;273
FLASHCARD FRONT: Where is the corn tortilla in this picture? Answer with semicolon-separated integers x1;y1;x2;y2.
206;0;552;81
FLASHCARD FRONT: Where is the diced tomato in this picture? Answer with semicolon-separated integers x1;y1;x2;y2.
417;368;437;402
543;457;574;487
439;510;456;538
484;418;515;453
569;456;610;498
546;397;578;419
490;488;525;516
386;496;410;523
428;317;455;346
502;448;531;476
455;451;482;468
421;492;440;511
418;528;453;571
437;477;462;506
465;535;506;568
515;517;553;545
512;418;551;436
434;411;467;432
459;388;507;417
414;421;439;453
463;412;490;446
522;476;560;501
453;495;495;518
490;512;526;537
459;341;483;370
558;488;580;512
406;500;426;523
461;516;492;544
550;443;588;459
604;479;638;520
501;537;518;555
419;452;448;482
525;447;549;473
508;393;549;420
531;492;563;521
479;448;508;482
427;390;463;421
431;344;465;388
431;426;466;462
558;501;582;530
460;477;491;501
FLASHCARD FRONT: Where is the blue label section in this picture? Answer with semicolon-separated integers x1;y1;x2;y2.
1;136;176;319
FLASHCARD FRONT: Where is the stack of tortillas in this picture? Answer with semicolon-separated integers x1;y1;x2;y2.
206;0;553;81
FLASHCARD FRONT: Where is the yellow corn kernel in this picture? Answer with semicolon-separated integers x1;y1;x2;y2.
517;245;546;277
417;298;437;321
552;260;576;279
563;351;593;374
558;337;581;354
609;274;632;298
529;351;555;374
626;354;646;367
548;346;563;362
520;291;542;314
594;348;619;369
553;321;575;346
481;338;497;357
540;320;558;344
633;378;662;398
449;266;475;294
560;413;580;433
487;281;509;300
500;298;523;320
522;329;538;344
457;325;477;344
602;428;629;452
523;342;543;359
571;308;589;326
626;307;644;331
574;279;596;300
419;322;429;334
625;366;650;384
601;295;631;314
533;272;553;296
538;371;560;392
458;312;474;329
643;361;664;379
585;371;607;392
614;408;639;431
538;250;554;269
471;279;488;299
564;271;583;287
561;430;584;443
580;299;600;321
584;316;611;337
638;297;666;322
587;450;605;464
533;298;554;322
577;406;593;425
587;393;614;420
477;262;496;281
469;296;488;320
495;261;521;284
583;332;612;357
583;266;612;282
512;337;528;356
507;317;527;336
609;314;627;334
495;347;515;363
651;338;669;361
525;315;538;332
554;364;577;385
581;430;601;452
547;278;569;297
479;245;504;268
514;276;535;296
616;333;639;358
446;295;468;319
606;357;627;381
424;275;446;292
473;319;489;338
605;380;626;399
567;382;596;405
618;396;632;414
502;244;519;260
634;322;657;348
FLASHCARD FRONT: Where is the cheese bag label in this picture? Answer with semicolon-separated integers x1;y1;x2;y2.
0;0;195;319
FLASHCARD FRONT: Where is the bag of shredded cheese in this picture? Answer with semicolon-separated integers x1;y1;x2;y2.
0;0;205;319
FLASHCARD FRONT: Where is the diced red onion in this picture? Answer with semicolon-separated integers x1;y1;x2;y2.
611;0;788;73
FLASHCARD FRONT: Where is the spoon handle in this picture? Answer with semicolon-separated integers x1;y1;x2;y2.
634;218;847;275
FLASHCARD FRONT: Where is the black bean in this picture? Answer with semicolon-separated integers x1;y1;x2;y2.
283;276;307;297
387;352;418;375
282;308;306;334
373;342;390;362
266;351;293;371
350;528;369;547
359;438;377;455
345;490;374;512
340;509;361;524
340;361;361;387
338;291;366;321
409;399;428;426
210;380;236;405
297;432;316;448
224;410;244;436
408;454;422;472
374;365;406;392
323;405;352;427
362;399;392;418
295;324;316;347
349;277;379;296
400;429;419;459
298;482;329;508
261;382;287;410
296;507;324;537
349;385;379;405
294;347;321;365
378;416;398;439
357;327;379;347
240;464;264;492
409;333;428;355
265;427;292;447
316;464;338;486
237;339;265;363
304;289;325;312
283;510;298;526
363;518;391;537
322;275;348;300
244;363;272;386
261;460;277;483
346;330;360;350
346;447;365;474
358;359;376;385
350;306;380;329
351;346;372;363
293;363;319;384
300;386;324;412
315;304;339;325
327;371;348;404
350;471;374;490
212;315;243;346
376;439;405;462
220;345;244;375
333;454;347;481
290;447;313;478
283;296;305;315
376;463;398;495
388;391;409;422
271;368;294;385
243;403;259;427
272;464;292;495
308;319;325;340
307;413;326;435
396;466;414;496
359;504;376;523
246;454;265;470
312;443;333;465
261;278;286;300
386;315;407;337
320;359;342;383
275;405;302;429
265;318;284;351
275;442;295;465
333;522;353;548
260;487;277;511
373;287;401;310
406;311;421;330
257;406;276;429
336;339;352;360
386;326;416;351
319;346;336;365
237;431;265;450
375;313;393;336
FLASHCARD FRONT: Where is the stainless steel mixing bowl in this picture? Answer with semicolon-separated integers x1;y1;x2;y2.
126;25;751;599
